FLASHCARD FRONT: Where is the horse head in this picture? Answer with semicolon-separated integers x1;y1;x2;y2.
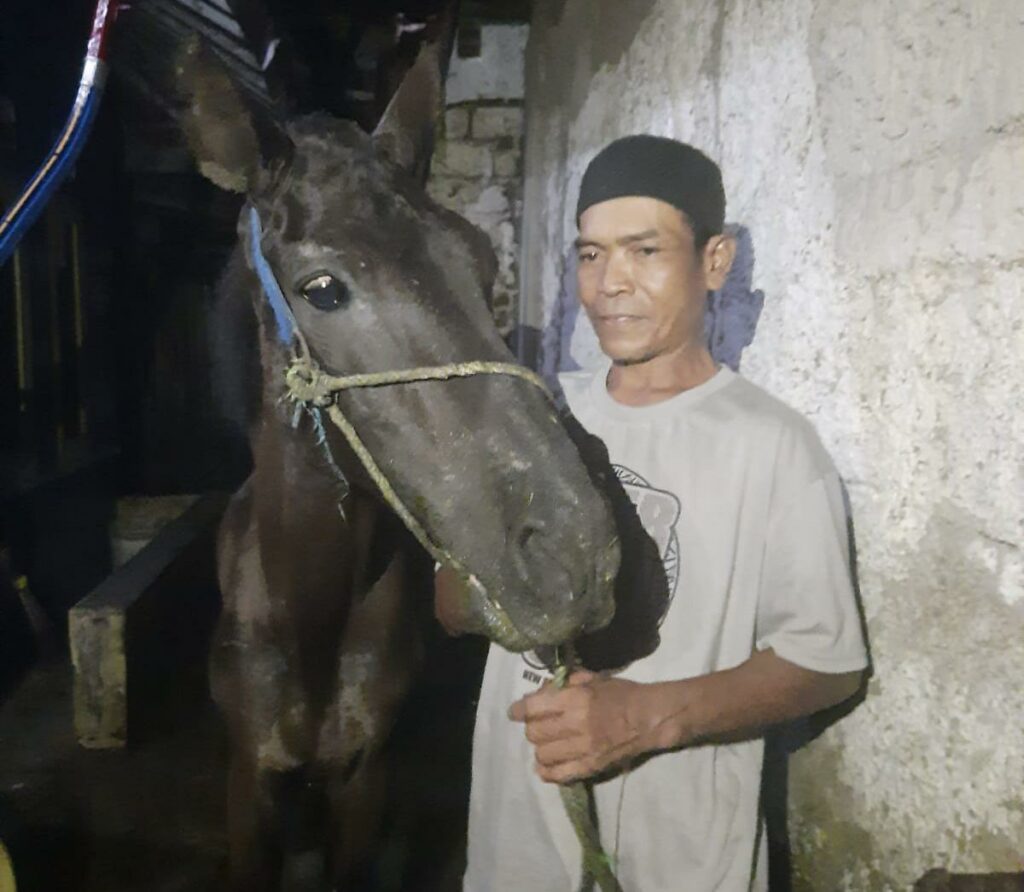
171;37;619;652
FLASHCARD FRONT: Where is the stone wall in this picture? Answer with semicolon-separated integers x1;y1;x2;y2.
521;1;1024;888
430;100;524;334
429;24;528;336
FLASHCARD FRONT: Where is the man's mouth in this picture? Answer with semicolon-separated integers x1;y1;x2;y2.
597;314;644;325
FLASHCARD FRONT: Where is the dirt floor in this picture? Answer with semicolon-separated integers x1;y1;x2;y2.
0;637;485;892
0;660;226;892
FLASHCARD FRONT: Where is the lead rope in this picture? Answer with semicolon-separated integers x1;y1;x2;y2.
553;645;624;892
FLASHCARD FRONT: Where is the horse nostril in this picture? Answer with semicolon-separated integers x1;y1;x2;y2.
516;521;546;553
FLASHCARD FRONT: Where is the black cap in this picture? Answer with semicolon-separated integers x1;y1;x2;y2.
576;135;725;235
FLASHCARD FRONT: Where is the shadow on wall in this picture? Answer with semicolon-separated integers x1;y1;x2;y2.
706;225;765;372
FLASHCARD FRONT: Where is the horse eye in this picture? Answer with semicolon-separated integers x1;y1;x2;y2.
299;273;349;311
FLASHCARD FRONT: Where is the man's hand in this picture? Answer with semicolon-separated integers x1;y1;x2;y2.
507;650;865;785
508;671;666;783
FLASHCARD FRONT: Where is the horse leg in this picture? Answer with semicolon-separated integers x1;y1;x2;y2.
325;745;391;888
222;751;278;889
223;737;333;892
212;482;333;892
318;541;428;887
222;756;333;892
212;484;267;888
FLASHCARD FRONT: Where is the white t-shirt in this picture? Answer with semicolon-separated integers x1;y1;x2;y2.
464;364;868;892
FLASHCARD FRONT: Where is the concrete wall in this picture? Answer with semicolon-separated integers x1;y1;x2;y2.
447;23;528;105
522;1;1024;888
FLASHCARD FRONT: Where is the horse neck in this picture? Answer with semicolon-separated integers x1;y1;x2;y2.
246;324;430;637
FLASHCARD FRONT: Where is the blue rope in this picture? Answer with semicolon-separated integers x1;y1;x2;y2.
252;208;346;513
309;405;350;516
248;206;296;344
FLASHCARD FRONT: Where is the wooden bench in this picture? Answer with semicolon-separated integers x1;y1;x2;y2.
68;492;228;748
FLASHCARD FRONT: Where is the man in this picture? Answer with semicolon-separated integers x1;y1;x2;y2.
458;135;868;890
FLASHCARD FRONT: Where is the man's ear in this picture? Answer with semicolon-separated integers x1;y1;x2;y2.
174;37;293;193
372;3;457;182
705;233;737;291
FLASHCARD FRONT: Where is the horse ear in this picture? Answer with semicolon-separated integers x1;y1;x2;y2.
173;37;293;193
373;4;457;181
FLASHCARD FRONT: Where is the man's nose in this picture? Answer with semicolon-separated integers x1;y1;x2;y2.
599;251;631;297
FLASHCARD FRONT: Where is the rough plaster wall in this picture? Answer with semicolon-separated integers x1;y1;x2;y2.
447;24;528;104
522;1;1024;888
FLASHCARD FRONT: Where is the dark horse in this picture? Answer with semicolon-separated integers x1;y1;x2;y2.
171;31;620;892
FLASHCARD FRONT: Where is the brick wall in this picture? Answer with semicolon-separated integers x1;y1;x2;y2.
428;101;524;336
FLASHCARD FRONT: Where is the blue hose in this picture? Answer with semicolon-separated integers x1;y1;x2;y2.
0;0;118;267
0;88;101;267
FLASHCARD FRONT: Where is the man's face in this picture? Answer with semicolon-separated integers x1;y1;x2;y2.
576;196;728;366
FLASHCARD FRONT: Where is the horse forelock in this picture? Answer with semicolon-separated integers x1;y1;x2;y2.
258;117;425;240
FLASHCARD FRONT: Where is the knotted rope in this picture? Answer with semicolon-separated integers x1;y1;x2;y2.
285;356;551;403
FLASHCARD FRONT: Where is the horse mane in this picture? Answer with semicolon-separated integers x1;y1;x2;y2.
208;244;262;444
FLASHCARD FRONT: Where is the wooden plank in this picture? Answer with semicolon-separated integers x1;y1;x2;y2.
68;608;127;747
69;492;228;748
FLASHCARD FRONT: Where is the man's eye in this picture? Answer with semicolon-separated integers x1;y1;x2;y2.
299;273;350;312
578;251;598;263
638;246;659;256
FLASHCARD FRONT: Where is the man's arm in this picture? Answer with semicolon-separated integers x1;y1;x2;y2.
509;648;863;783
